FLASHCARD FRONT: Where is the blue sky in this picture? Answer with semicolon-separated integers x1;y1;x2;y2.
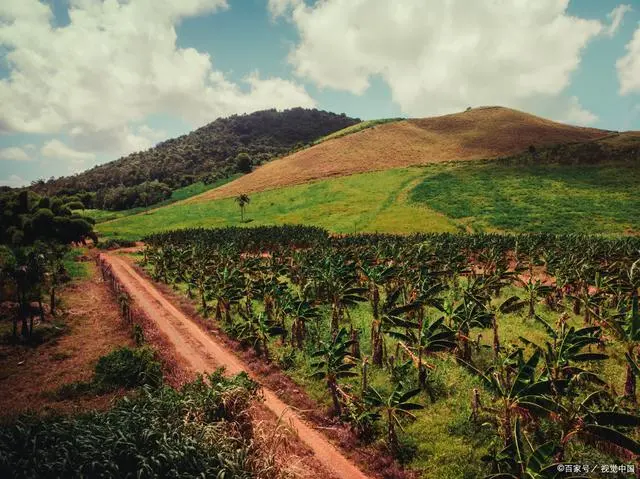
0;0;639;187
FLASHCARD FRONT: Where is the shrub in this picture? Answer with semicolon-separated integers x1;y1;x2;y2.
0;372;274;478
93;346;162;391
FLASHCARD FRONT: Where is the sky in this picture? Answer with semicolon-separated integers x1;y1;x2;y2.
1;0;639;188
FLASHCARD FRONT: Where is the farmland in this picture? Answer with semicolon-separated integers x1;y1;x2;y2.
141;225;640;477
97;159;640;241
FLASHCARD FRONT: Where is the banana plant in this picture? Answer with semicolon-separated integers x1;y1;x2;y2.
364;382;424;454
520;316;608;383
483;418;567;479
310;327;358;416
461;349;563;445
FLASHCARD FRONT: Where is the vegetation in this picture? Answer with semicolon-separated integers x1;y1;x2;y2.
235;194;251;223
410;161;640;234
140;226;640;475
312;118;405;145
98;158;640;241
82;177;240;223
95;180;172;211
29;108;359;200
0;371;280;478
0;190;95;246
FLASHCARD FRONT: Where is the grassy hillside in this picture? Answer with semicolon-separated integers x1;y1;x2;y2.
81;176;239;223
191;106;610;202
97;159;640;240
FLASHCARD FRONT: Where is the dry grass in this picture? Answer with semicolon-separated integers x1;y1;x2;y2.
192;107;609;202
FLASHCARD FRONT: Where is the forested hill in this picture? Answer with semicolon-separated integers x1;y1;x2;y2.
31;108;360;197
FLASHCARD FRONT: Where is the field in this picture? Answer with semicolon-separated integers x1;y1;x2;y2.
191;107;609;202
80;176;240;223
98;160;640;241
140;226;640;478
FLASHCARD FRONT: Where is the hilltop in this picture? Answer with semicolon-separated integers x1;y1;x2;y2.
30;108;360;198
193;107;610;201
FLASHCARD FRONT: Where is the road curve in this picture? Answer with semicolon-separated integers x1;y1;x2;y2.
100;252;370;479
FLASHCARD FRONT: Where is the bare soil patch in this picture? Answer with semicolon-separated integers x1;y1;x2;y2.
0;261;134;417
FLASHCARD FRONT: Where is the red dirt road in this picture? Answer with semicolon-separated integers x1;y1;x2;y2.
100;252;370;479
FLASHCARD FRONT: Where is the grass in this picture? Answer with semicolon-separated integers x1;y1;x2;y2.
97;168;457;240
98;160;640;241
80;176;240;223
312;118;405;144
410;162;640;234
141;255;631;478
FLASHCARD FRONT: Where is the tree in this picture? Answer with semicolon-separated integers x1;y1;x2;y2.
364;383;423;453
235;194;250;222
235;152;252;174
310;327;358;416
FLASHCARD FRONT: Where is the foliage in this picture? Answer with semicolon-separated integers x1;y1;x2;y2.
96;180;172;211
93;346;163;391
30;108;359;199
99;159;640;241
0;190;96;246
410;161;640;234
0;372;276;479
140;226;640;473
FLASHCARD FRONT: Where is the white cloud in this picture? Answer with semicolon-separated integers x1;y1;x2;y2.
0;0;315;158
41;139;96;173
0;146;31;161
605;4;632;37
617;23;640;94
279;0;601;123
268;0;302;19
0;174;27;188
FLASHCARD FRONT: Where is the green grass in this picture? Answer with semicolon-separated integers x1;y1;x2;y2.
98;168;456;241
313;118;405;144
63;247;90;280
80;176;240;223
410;162;640;234
98;161;640;241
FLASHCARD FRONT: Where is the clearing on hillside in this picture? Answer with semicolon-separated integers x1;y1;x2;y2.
192;106;610;202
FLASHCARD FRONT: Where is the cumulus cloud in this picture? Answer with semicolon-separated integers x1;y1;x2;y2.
605;4;632;37
0;0;315;158
0;146;31;161
0;174;27;188
268;0;302;19
41;139;96;173
276;0;601;123
617;24;640;95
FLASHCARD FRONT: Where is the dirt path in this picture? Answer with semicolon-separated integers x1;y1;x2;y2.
100;252;370;479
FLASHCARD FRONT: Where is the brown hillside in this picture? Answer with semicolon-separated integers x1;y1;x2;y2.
193;107;609;202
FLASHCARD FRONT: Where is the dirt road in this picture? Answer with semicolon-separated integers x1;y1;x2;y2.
100;252;370;479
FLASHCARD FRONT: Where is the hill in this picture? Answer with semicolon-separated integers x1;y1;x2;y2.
30;108;360;199
192;107;611;201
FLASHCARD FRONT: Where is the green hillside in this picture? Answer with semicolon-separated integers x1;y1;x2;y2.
97;159;640;241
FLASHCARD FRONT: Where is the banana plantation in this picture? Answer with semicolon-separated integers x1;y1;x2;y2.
142;226;640;477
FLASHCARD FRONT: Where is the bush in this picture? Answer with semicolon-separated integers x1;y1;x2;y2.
0;372;272;478
93;346;162;391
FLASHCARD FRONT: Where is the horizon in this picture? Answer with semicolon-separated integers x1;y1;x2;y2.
1;0;639;187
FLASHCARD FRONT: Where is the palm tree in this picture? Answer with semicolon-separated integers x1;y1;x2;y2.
235;194;250;222
364;383;423;453
310;327;358;416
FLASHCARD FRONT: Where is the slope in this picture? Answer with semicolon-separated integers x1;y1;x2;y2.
191;106;610;202
30;108;360;197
